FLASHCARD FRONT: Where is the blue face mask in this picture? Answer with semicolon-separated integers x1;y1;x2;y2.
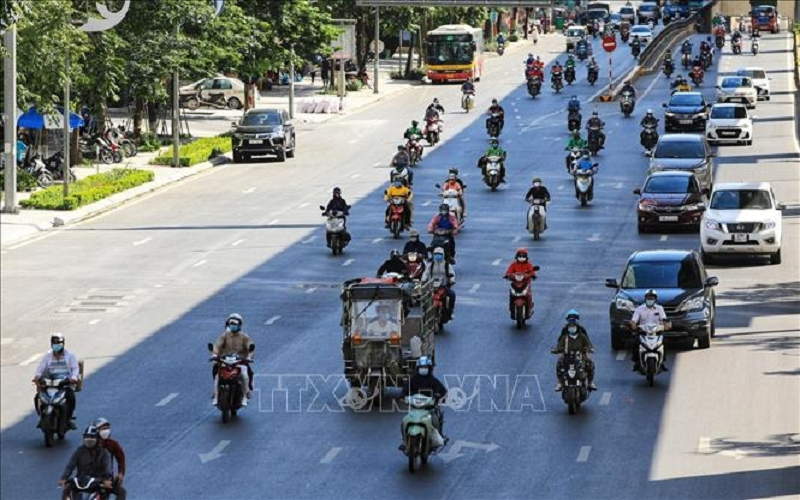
229;324;241;333
434;254;444;262
52;344;64;353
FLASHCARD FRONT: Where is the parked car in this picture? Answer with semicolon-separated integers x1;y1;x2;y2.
646;134;715;192
606;250;719;350
663;92;711;132
700;182;785;265
634;171;707;233
716;76;757;109
706;103;754;146
180;76;252;110
637;1;661;24
630;25;652;44
736;67;771;101
231;108;296;163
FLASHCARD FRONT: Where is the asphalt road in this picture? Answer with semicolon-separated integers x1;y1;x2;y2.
1;28;798;500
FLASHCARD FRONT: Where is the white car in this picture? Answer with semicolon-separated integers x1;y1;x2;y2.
706;103;754;146
716;76;757;109
736;67;771;101
630;25;652;44
701;182;785;265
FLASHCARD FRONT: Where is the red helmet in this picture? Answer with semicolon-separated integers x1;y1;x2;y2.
515;248;528;259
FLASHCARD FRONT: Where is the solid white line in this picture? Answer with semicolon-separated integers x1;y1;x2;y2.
231;239;246;247
659;235;668;241
242;187;256;194
698;437;712;454
320;447;342;464
155;393;179;407
193;259;208;267
264;315;281;326
599;392;612;406
0;337;15;346
20;353;43;366
342;259;355;267
299;202;310;208
616;350;628;361
577;446;592;463
492;259;502;266
372;238;382;244
348;139;358;144
469;284;481;293
372;162;383;167
557;185;565;190
133;237;152;246
88;319;101;326
306;287;318;294
513;235;522;243
422;201;432;207
154;284;164;288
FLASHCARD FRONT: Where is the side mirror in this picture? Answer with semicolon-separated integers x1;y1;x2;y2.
593;163;599;168
434;183;441;189
777;203;786;210
207;343;214;352
633;187;641;195
605;278;619;289
705;276;719;287
533;265;541;271
661;103;667;108
715;85;721;90
249;343;256;353
319;205;326;211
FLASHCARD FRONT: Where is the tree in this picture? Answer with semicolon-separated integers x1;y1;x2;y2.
76;30;127;132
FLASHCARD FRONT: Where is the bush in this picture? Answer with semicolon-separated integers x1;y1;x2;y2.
346;79;363;91
20;169;154;210
137;133;162;153
509;32;520;42
0;167;39;192
390;69;426;81
150;136;232;167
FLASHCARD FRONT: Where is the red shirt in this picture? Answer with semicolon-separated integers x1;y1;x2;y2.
101;438;126;475
504;261;536;279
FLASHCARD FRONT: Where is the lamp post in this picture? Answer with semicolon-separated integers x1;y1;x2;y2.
173;21;180;167
3;23;19;213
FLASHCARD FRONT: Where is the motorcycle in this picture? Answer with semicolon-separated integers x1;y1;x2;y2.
320;206;350;255
387;197;408;239
425;116;441;146
497;42;505;56
631;43;641;59
35;374;73;447
620;92;635;118
505;268;538;329
24;154;55;188
663;61;675;78
691;66;704;86
620;27;630;43
751;38;759;55
552;350;591;415
63;475;110;500
587;66;598;86
715;34;725;49
461;91;475;112
486;112;502;138
430;228;456;263
80;134;116;164
431;278;452;331
42;151;76;183
576;45;588;61
701;50;713;69
567;110;582;133
732;38;742;55
552;74;564;94
437;185;464;226
573;165;598;207
526;75;541;98
103;127;137;158
207;343;254;423
564;66;576;85
565;147;582;174
634;323;667;387
527;199;547;240
587;127;603;156
681;52;691;69
401;394;444;473
640;124;659;154
483;155;502;191
405;134;422;167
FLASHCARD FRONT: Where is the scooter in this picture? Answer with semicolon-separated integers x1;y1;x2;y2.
405;134;422;167
715;35;725;49
63;475;111;500
526;199;547;240
587;67;598;85
564;66;576;85
387;197;408;239
691;65;704;86
681;52;691;69
207;343;254;423
663;61;675;78
35;374;73;447
104;127;137;158
43;151;76;183
565;147;582;174
573;165;598;207
526;75;541;98
567;110;582;133
620;92;635;118
437;185;464;226
552;350;591;415
751;37;759;55
461;90;475;112
505;269;538;329
483;155;503;191
640;124;659;154
320;206;350;255
634;323;667;387
701;50;713;69
430;228;456;263
401;394;444;473
631;43;641;59
732;38;742;55
25;154;55;188
552;74;564;94
431;278;453;331
587;127;604;156
486;112;502;137
576;45;588;61
425;116;441;145
497;42;505;56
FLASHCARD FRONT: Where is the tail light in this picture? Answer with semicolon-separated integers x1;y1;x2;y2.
389;332;401;345
352;333;363;345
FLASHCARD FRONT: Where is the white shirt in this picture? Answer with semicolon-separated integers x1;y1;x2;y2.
631;304;667;326
34;349;80;380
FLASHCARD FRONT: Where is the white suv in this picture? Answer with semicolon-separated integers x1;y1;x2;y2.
701;182;785;265
736;67;770;101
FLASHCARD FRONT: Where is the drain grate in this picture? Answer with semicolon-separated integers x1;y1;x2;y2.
57;288;141;314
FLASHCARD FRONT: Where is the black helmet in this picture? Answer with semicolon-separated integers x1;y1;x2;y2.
51;332;65;346
333;187;341;195
439;203;449;213
491;98;498;105
412;120;418;126
449;167;459;175
390;249;401;259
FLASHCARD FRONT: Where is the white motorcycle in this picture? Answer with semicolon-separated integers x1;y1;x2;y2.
526;199;548;240
319;206;350;256
635;322;669;386
461;91;475;113
484;154;503;191
401;394;445;473
573;165;598;207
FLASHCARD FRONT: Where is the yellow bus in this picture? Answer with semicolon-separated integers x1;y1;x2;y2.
425;24;484;83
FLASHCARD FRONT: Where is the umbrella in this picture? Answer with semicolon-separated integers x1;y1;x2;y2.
17;107;84;130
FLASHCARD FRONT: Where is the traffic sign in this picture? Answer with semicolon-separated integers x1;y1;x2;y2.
602;35;617;52
369;39;385;54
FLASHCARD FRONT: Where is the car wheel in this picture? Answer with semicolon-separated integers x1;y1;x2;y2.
276;147;286;163
746;139;752;146
770;248;781;265
611;328;626;350
286;136;296;158
233;151;242;163
227;97;242;110
697;329;711;349
710;311;716;338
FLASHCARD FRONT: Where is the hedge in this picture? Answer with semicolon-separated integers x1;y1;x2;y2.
150;136;232;167
20;169;154;210
0;167;38;192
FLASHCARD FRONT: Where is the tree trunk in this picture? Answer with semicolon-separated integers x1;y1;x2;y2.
96;103;108;135
133;98;144;138
404;31;414;77
147;101;157;136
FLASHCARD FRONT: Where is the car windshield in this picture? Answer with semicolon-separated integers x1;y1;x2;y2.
632;27;649;33
709;190;772;210
722;77;750;88
242;112;282;126
654;140;705;159
737;69;766;79
644;175;694;194
350;299;400;339
621;7;634;14
711;106;747;119
639;5;657;12
622;259;702;289
669;94;703;106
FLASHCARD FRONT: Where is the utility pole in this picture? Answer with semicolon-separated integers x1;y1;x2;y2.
373;7;379;94
172;21;180;168
63;52;71;198
3;25;19;213
289;46;295;119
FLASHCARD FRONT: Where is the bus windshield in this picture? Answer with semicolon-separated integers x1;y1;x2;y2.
427;35;474;65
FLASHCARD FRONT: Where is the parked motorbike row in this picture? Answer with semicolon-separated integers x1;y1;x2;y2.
80;127;138;165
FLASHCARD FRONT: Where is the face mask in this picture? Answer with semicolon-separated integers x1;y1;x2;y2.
568;326;578;335
83;438;97;448
410;237;418;241
418;367;430;376
52;344;64;353
533;182;541;188
229;324;241;333
99;429;111;440
439;211;448;217
516;257;526;263
646;299;656;307
434;254;444;262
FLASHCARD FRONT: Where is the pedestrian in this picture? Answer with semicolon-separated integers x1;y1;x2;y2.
321;59;330;89
311;67;317;85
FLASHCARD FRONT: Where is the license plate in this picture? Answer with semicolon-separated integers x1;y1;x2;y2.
679;120;693;125
248;139;263;144
720;131;736;137
733;233;747;243
659;215;679;222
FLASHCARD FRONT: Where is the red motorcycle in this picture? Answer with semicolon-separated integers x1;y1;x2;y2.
691;65;704;86
425;116;441;145
207;342;254;424
387;197;407;239
504;268;539;329
405;134;421;167
432;278;452;331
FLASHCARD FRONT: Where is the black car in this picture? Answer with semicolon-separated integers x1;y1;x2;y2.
634;171;708;233
646;134;715;192
606;250;719;350
231;108;296;163
663;92;711;132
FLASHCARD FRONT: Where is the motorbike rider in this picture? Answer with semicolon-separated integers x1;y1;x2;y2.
33;333;79;430
323;187;351;248
566;129;588;152
391;143;411;171
403;121;424;160
671;74;692;92
403;229;429;260
399;356;448;449
640;110;659;143
700;37;712;60
503;248;538;320
565;54;576;73
211;313;253;407
460;77;476;108
390;158;413;188
551;61;564;88
427;204;459;263
628;289;670;372
586;57;599;74
477;138;507;184
441;170;466;218
525;177;551;229
486;99;505;135
426;98;445;118
663;52;675;73
568;95;581;114
59;426;113;500
385;178;414;228
496;32;506;47
422;247;457;319
525;52;536;67
377;249;408;278
631;34;642;54
93;418;127;500
404;251;426;281
553;310;597;391
620;80;637;100
731;29;743;46
573;151;596;198
586;111;606;149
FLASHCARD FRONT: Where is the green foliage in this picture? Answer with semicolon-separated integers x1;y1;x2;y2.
390;69;425;81
77;30;128;125
137;133;163;153
345;80;362;91
20;168;154;210
0;167;38;192
150;136;232;167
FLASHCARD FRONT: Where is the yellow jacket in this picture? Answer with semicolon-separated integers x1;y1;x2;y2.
385;185;413;201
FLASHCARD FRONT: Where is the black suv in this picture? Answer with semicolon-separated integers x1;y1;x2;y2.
605;250;719;350
663;92;711;133
231;108;296;163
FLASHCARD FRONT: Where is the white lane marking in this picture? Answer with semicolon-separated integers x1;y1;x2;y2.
659;235;668;241
302;236;317;244
577;446;592;463
557;185;565;190
639;67;667;101
492;259;502;266
698;437;712;454
88;319;101;326
231;239;246;247
599;392;612;406
242;187;256;194
422;201;432;207
469;284;481;294
320;447;342;464
264;315;281;326
372;238;383;244
0;337;15;346
342;259;355;267
587;234;601;242
616;350;628;361
372;162;383;167
461;137;469;142
299;202;310;208
133;237;152;246
193;259;208;267
199;440;231;464
154;284;164;288
268;219;280;225
20;353;44;366
348;139;358;144
513;235;522;243
306;287;318;294
350;173;361;179
614;182;623;189
155;393;179;407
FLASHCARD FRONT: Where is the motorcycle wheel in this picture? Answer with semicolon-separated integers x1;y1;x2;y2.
515;305;525;329
566;388;577;415
408;435;420;473
122;142;137;157
646;358;656;387
37;171;54;188
580;193;588;207
112;151;123;163
222;408;231;423
44;430;54;447
391;221;401;239
533;217;540;241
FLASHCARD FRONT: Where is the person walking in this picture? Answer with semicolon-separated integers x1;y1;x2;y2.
321;59;330;89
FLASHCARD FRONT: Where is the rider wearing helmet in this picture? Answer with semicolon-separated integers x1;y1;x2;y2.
442;169;466;218
551;60;564;85
390;153;414;187
59;426;113;495
400;356;448;449
427;203;460;262
391;143;411;171
94;418;127;500
460;77;475;96
486;98;505;134
565;53;576;70
377;249;408;278
426;98;445;118
421;247;456;319
403;229;428;259
478;137;507;183
568;95;581;113
628;289;669;372
566;129;588;152
324;187;350;216
526;53;536;67
503;248;538;319
620;80;637;99
212;314;254;407
385;178;414;228
553;310;597;391
586;111;606;149
33;333;80;429
640;109;660;143
403;121;424;161
525;177;551;209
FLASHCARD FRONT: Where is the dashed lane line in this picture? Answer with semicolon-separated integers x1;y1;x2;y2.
193;259;208;268
232;239;246;247
577;446;592;462
133;237;152;246
320;447;342;464
155;393;179;407
599;392;612;406
264;315;281;326
20;353;44;366
342;259;355;267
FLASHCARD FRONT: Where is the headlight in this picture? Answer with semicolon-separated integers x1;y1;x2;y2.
763;220;776;230
683;203;703;211
678;296;705;312
705;219;721;230
665;112;675;117
615;297;636;312
740;122;752;130
693;112;706;119
233;133;243;139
